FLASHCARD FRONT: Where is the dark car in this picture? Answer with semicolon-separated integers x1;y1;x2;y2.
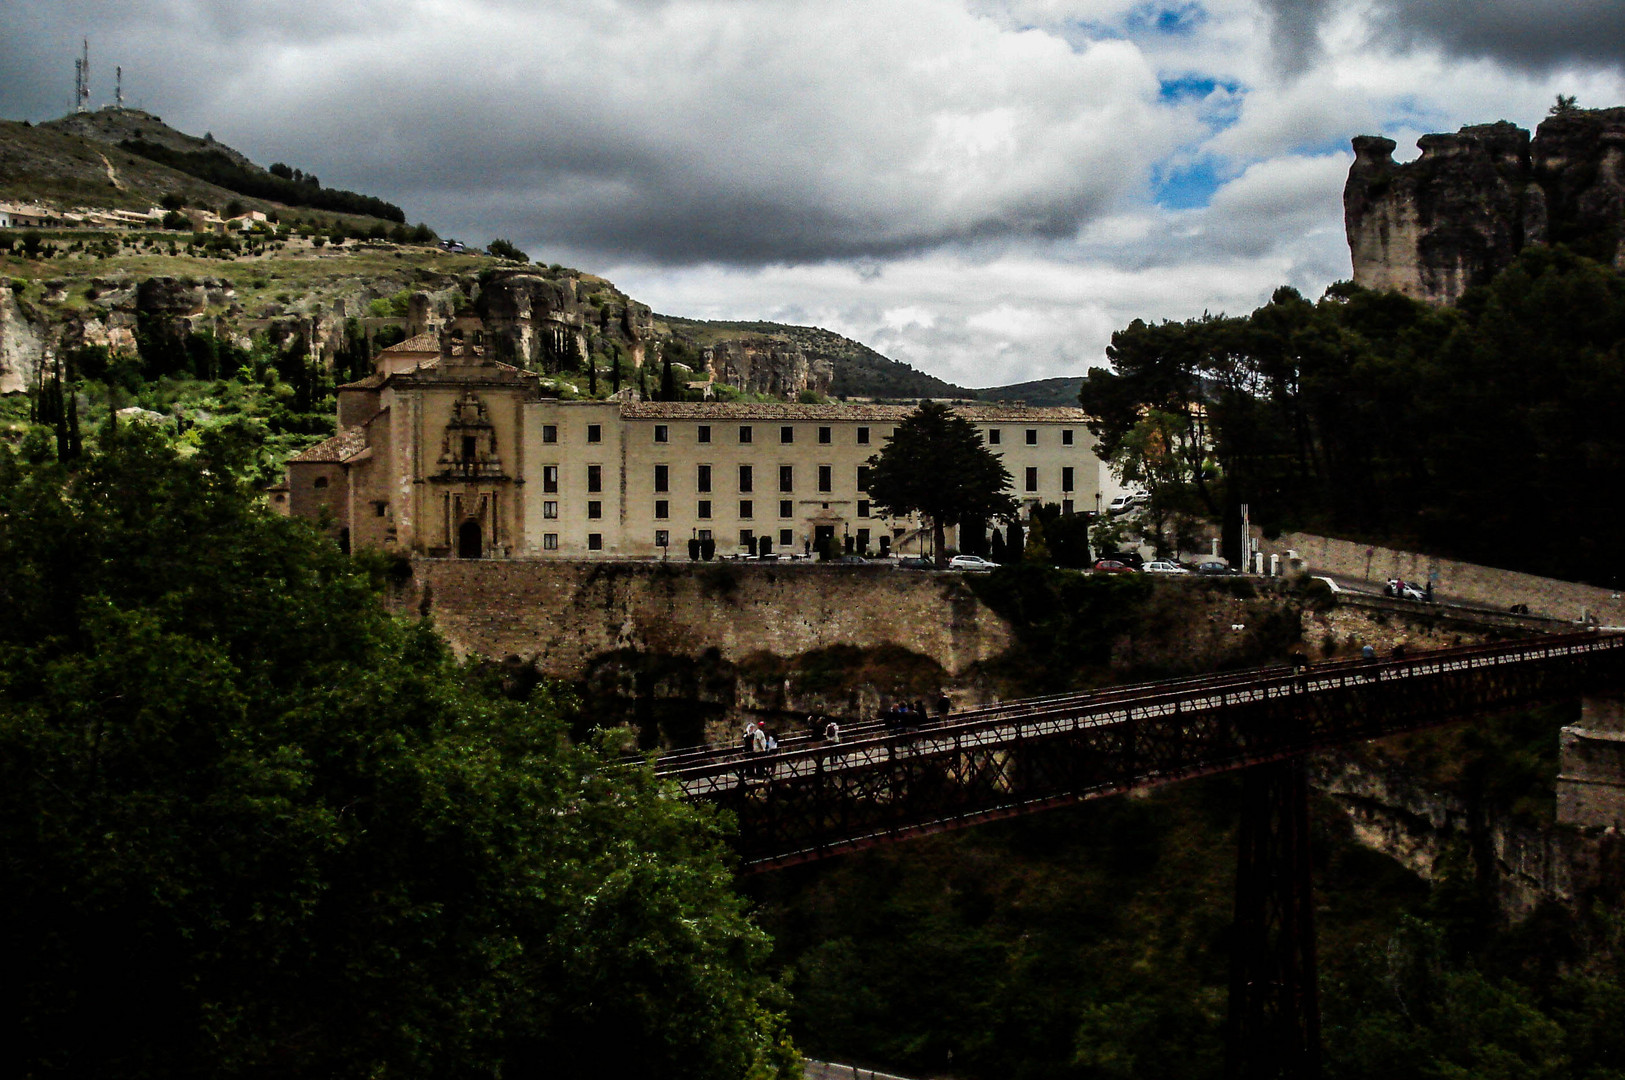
1194;560;1236;575
832;555;868;565
896;556;934;570
1093;559;1137;573
1096;551;1144;570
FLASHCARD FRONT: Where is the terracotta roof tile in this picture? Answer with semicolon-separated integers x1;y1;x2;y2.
288;426;368;464
381;332;441;354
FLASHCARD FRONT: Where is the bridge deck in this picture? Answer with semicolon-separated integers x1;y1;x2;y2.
654;631;1625;870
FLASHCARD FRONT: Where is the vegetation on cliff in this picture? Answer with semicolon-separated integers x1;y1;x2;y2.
1082;246;1625;583
0;427;798;1079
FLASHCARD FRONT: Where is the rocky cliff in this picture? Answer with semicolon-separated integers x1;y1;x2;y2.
1346;107;1625;305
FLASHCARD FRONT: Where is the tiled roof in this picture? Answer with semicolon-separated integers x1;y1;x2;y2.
381;332;441;354
288;426;368;464
617;401;1091;422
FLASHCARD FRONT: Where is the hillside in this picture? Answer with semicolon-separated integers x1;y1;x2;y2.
1;109;413;233
975;374;1082;406
1;110;1071;407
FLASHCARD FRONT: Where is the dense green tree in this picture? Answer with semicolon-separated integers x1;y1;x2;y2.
488;237;528;262
0;427;797;1079
865;401;1018;567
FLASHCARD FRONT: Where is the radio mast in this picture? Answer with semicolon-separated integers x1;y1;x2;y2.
74;39;90;113
116;65;123;109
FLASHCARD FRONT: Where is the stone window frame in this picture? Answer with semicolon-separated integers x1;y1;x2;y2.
587;424;602;444
588;500;603;519
587;533;603;551
654;424;669;444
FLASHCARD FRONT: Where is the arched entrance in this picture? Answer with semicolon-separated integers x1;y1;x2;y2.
457;519;483;559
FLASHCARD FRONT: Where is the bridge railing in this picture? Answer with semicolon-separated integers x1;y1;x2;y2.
651;631;1624;869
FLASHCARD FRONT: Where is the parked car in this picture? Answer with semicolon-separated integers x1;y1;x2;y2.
1106;493;1147;515
1194;560;1236;575
1096;551;1144;570
1143;560;1190;575
831;555;868;565
896;556;934;570
948;554;998;572
1093;559;1137;573
1384;579;1426;601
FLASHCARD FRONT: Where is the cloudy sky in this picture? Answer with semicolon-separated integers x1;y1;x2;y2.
3;1;1622;388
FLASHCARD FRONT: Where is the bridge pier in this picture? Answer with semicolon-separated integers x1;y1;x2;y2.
1557;697;1625;829
1225;757;1321;1080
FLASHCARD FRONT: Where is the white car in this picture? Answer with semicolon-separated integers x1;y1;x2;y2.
1106;493;1147;515
1143;560;1189;575
948;554;999;572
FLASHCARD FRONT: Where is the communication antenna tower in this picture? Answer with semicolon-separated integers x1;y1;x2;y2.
75;39;90;113
116;65;123;109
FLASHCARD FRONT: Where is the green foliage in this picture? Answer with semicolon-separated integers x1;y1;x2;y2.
1084;250;1625;580
0;430;797;1079
121;139;407;222
867;401;1018;565
487;237;528;262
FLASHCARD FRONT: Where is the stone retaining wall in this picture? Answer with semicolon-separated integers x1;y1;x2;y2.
1264;532;1624;626
407;558;1013;678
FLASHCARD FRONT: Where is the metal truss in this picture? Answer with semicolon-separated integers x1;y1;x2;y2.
658;630;1625;870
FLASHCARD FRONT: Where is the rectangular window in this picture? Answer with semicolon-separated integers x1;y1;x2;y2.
654;500;669;520
587;424;602;444
987;429;1001;445
542;424;557;444
697;464;712;493
858;499;870;518
588;533;603;551
698;500;712;519
1062;499;1074;516
857;426;870;445
1025;467;1038;492
374;502;387;517
739;500;753;519
1062;428;1074;446
1026;428;1038;445
587;500;603;519
818;426;831;444
543;465;559;494
739;465;753;493
818;465;832;492
654;464;669;493
654;424;669;444
857;465;871;490
698;425;711;443
780;465;794;492
1062;466;1074;491
780;425;794;444
587;464;602;493
543;501;559;519
739;425;752;444
779;529;794;547
543;533;559;550
740;529;754;549
779;499;793;518
655;529;670;547
857;528;870;550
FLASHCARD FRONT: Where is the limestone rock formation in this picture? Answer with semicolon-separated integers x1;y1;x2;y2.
703;336;834;398
1346;108;1625;305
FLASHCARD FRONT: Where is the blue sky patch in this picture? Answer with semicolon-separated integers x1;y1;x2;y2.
1128;2;1207;37
1152;158;1224;209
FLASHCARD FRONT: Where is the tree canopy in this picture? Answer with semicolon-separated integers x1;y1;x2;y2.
1080;247;1625;581
0;426;797;1079
865;401;1018;565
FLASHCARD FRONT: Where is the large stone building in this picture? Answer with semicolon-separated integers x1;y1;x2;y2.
274;330;1104;559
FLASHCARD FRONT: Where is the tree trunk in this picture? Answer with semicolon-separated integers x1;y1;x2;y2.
933;518;947;568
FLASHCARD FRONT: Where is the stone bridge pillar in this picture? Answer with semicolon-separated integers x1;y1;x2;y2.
1558;697;1625;829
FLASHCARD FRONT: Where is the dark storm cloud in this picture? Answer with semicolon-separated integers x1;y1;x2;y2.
1372;0;1625;74
1254;0;1335;75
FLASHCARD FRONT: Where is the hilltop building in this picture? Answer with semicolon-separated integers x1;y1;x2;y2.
274;329;1103;559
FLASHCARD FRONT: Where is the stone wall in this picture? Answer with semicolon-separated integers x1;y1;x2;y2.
408;558;1013;678
1263;531;1625;625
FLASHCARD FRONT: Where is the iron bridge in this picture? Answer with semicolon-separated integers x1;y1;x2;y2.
654;630;1625;871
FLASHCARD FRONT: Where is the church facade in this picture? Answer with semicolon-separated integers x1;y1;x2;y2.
274;331;1105;559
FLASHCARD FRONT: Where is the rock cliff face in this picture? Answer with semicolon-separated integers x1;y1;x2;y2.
703;336;834;398
1346;108;1625;305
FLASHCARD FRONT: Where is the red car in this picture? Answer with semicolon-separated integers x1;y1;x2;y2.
1093;559;1137;573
